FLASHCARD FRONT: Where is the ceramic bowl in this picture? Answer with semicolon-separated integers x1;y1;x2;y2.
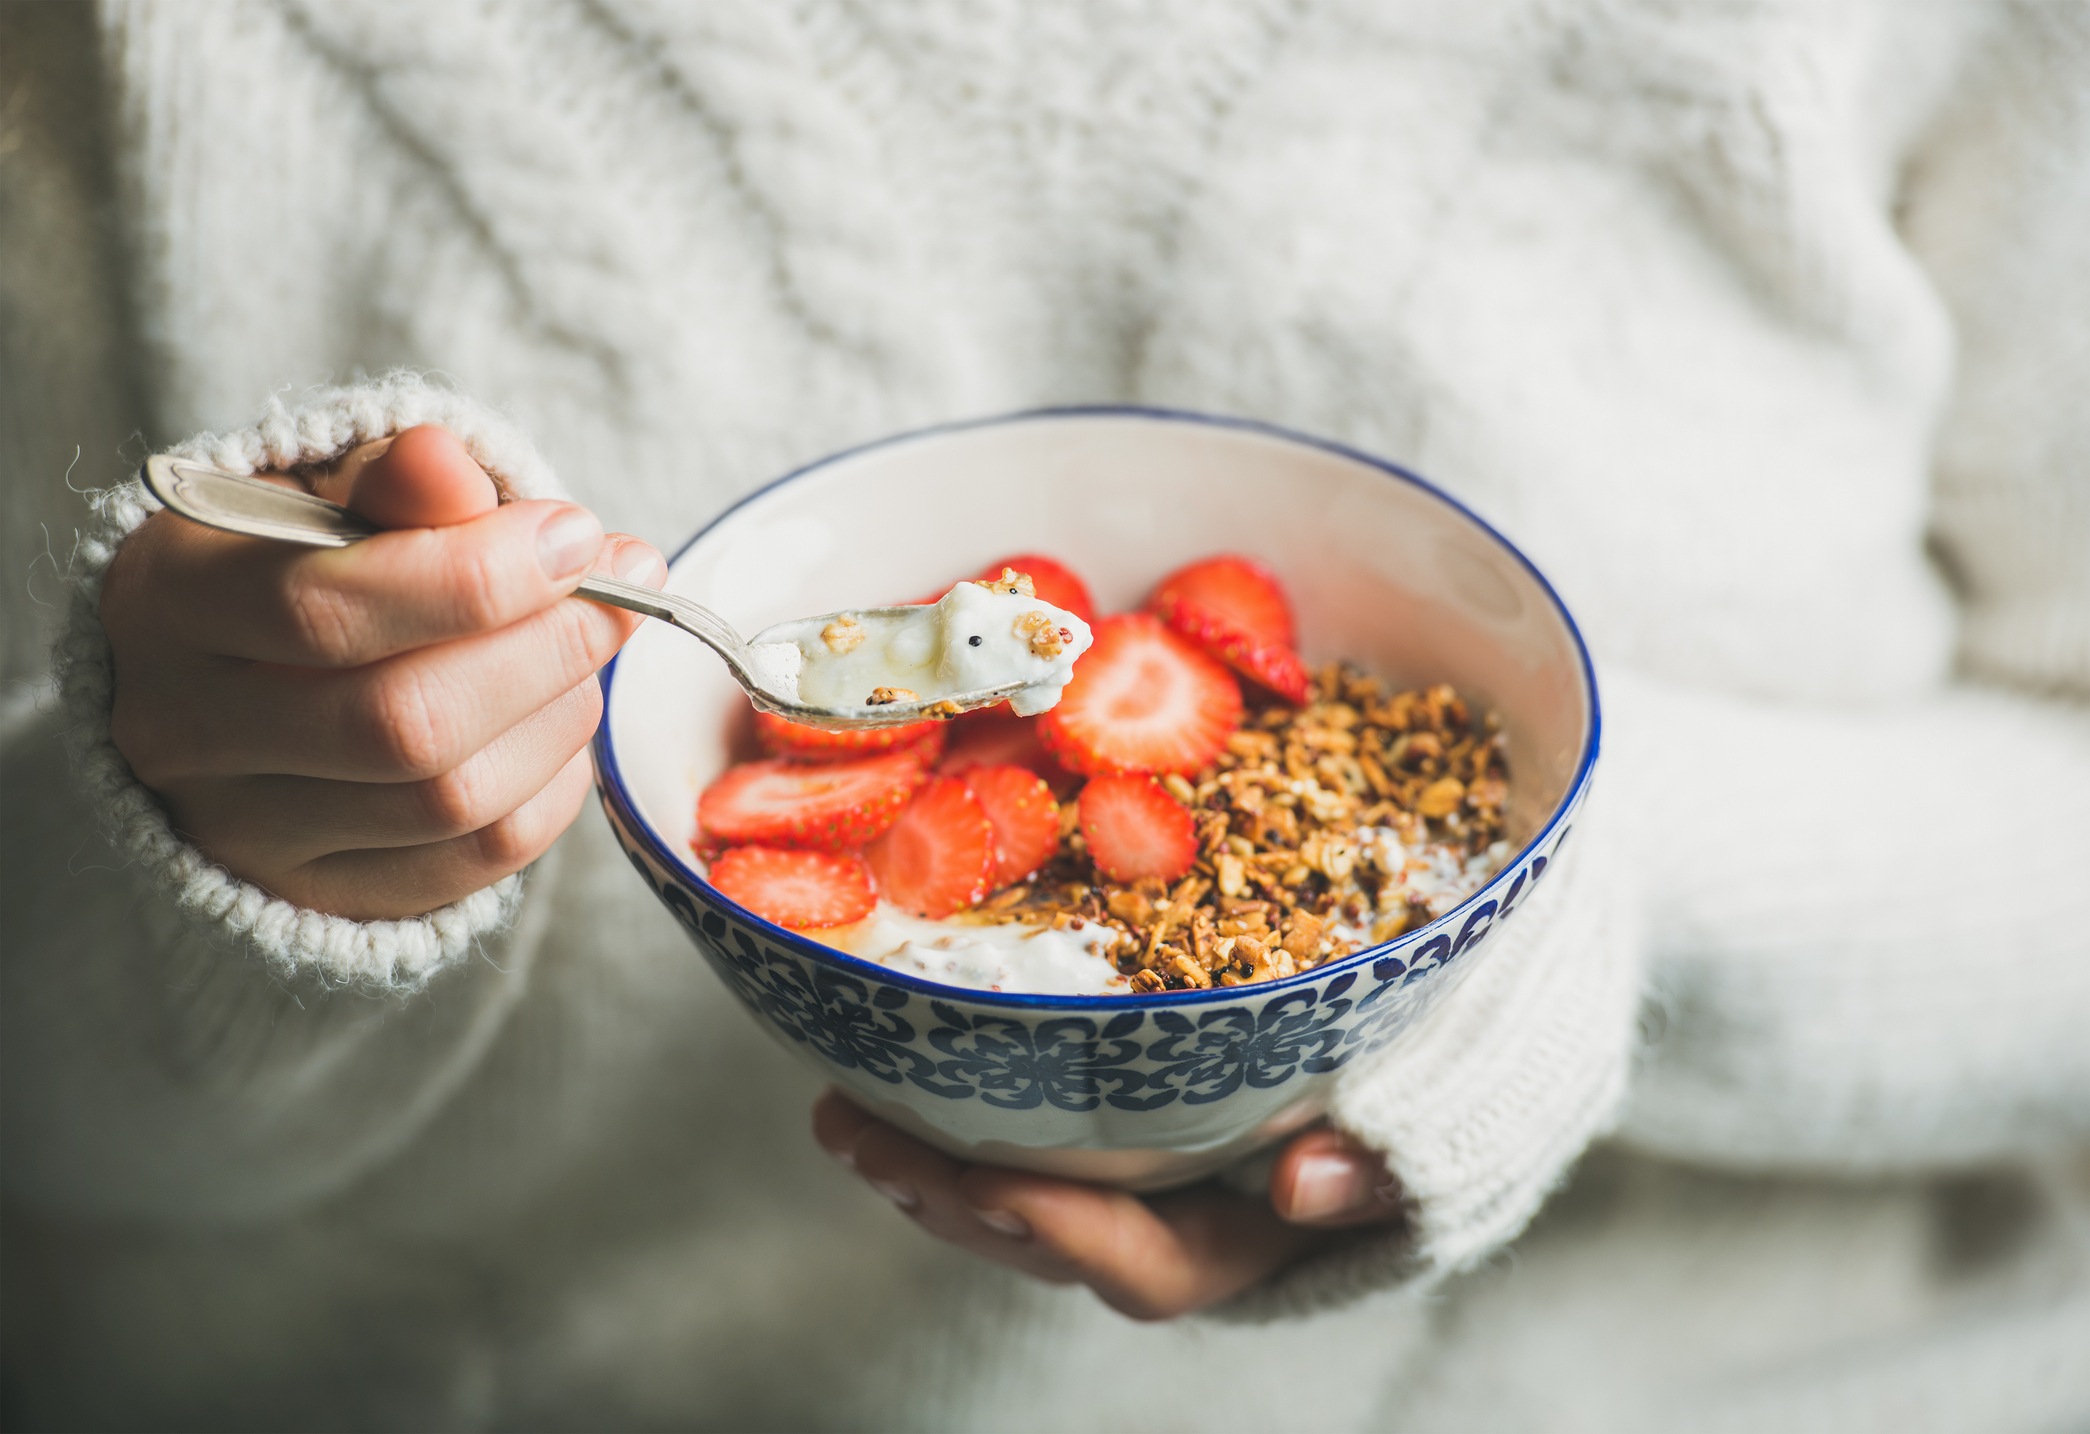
593;408;1598;1191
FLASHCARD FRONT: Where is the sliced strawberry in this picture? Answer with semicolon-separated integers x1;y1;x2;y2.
863;776;997;918
1156;598;1312;704
1079;773;1198;884
938;707;1079;796
708;846;877;930
754;709;947;764
1147;555;1295;647
962;764;1062;889
698;749;927;851
1038;613;1243;776
969;554;1098;623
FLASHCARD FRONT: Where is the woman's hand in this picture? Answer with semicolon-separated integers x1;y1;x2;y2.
811;1089;1405;1319
101;425;664;920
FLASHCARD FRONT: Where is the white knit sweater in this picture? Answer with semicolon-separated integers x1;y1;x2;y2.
3;2;2087;1429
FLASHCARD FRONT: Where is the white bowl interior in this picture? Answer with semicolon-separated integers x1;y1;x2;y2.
608;414;1591;884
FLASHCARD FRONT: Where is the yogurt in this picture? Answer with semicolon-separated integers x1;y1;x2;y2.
808;829;1509;998
1326;831;1512;948
837;906;1128;996
752;573;1093;718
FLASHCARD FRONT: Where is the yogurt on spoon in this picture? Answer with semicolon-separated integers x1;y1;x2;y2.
752;569;1094;719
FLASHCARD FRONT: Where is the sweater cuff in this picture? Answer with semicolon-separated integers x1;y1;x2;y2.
1215;815;1642;1319
50;373;564;989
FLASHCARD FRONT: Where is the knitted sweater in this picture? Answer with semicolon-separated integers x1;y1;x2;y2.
2;2;2086;1429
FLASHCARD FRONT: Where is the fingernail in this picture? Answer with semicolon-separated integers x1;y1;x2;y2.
823;1142;856;1170
611;541;668;585
536;507;602;580
1288;1152;1375;1222
971;1207;1030;1240
868;1178;919;1211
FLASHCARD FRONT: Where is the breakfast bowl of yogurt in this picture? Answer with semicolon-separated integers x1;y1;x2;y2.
592;408;1597;1191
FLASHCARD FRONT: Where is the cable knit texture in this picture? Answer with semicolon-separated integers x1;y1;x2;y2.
52;373;561;988
2;1;2086;1428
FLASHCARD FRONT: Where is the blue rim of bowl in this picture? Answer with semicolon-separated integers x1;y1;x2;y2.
592;405;1601;1010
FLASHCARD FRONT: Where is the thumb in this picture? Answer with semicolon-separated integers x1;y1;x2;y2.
324;424;501;529
1269;1127;1405;1228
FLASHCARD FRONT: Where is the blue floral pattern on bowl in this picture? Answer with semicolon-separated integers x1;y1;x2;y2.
599;775;1581;1189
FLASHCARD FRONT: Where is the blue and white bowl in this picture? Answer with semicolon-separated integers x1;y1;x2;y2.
593;409;1598;1191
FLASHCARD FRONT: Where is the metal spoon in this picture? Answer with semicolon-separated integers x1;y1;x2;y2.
141;455;1029;730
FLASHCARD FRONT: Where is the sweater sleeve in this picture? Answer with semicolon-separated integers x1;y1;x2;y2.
1216;804;1644;1319
52;373;566;986
1;375;567;1221
1606;671;2090;1172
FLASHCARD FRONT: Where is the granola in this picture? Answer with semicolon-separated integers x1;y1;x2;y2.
974;567;1037;599
1015;609;1073;658
950;666;1510;991
819;615;866;654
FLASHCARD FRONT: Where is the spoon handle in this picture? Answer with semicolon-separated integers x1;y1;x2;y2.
573;572;749;664
142;455;379;546
139;454;751;667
